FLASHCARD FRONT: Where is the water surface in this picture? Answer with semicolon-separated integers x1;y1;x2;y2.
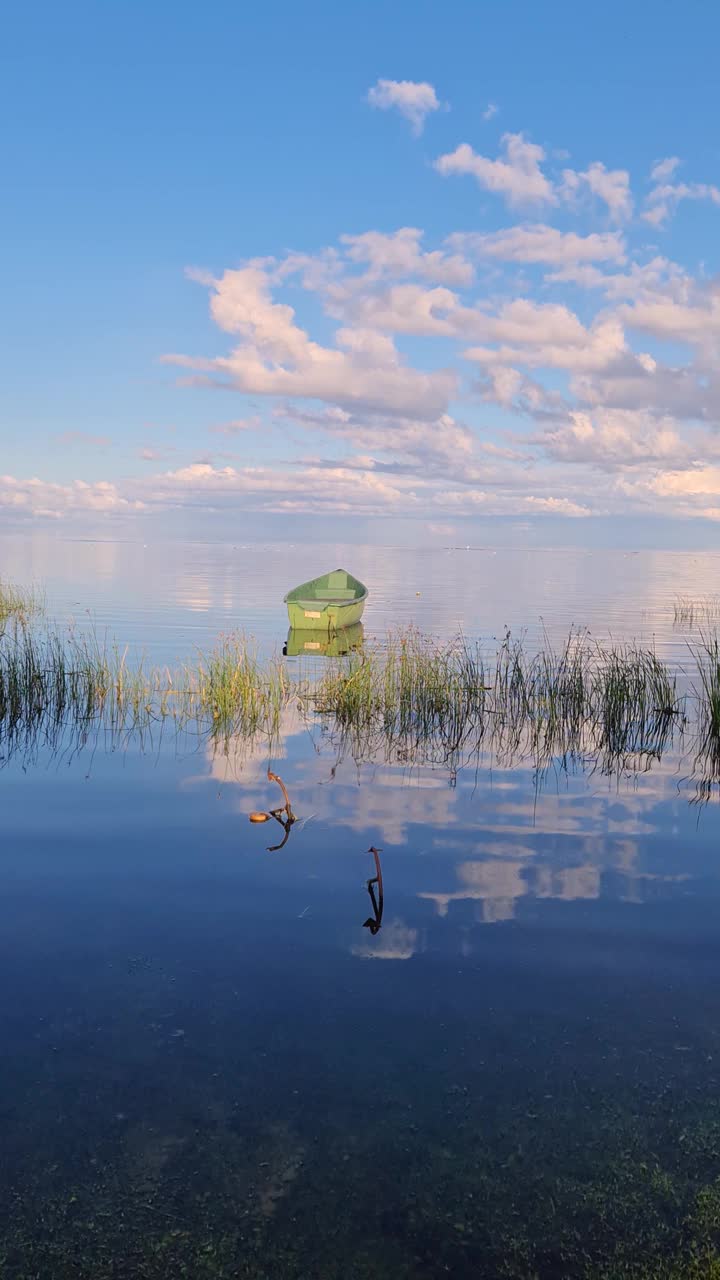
2;535;720;1278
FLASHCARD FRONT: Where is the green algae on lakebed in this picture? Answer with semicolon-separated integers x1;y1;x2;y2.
5;1093;720;1279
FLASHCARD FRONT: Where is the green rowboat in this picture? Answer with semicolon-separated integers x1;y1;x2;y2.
284;569;368;631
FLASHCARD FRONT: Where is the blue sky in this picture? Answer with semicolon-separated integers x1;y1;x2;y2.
2;0;720;542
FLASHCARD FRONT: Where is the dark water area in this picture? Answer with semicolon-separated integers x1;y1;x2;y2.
2;535;720;1278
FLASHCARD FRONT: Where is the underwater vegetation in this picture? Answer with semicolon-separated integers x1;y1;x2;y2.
6;1058;720;1278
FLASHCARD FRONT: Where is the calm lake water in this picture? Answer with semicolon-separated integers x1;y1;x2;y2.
2;532;720;1278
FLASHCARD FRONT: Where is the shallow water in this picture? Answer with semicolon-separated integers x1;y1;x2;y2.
2;534;720;1278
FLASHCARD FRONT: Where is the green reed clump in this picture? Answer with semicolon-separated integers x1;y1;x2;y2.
693;634;720;787
695;633;720;733
592;643;682;768
501;630;593;765
0;623;294;760
0;622;106;761
187;634;292;741
0;580;43;628
311;626;691;778
315;628;490;763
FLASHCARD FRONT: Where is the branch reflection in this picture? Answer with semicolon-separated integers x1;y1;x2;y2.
362;845;384;935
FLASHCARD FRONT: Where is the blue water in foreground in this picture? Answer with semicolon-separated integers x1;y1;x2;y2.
2;534;720;1279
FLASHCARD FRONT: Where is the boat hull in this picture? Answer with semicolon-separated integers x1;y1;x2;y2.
284;568;368;631
286;596;366;631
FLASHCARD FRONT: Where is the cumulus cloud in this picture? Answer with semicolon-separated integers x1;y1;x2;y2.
534;408;688;470
560;161;633;222
325;281;475;337
642;156;720;226
617;467;720;521
435;133;556;207
340;227;473;286
366;78;441;134
274;403;474;467
0;475;144;519
436;139;632;221
619;291;720;347
463;300;627;373
544;255;686;300
449;224;626;266
162;264;455;418
482;103;499;121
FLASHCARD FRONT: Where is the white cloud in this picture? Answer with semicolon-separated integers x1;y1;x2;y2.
147;458;597;521
449;224;626;266
438;490;591;517
482;103;499;121
560;161;633;222
641;156;720;227
162;264;456;418
0;475;144;520
327;281;473;337
535;408;688;470
340;227;473;286
651;156;680;183
437;139;632;220
463;300;627;373
435;133;556;207
274;403;474;466
545;256;686;300
366;78;441;135
619;292;720;347
642;179;720;227
150;459;426;515
617;466;720;520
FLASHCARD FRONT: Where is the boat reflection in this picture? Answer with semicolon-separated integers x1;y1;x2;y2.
283;622;364;658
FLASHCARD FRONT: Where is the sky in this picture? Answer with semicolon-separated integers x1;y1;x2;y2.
2;0;720;545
